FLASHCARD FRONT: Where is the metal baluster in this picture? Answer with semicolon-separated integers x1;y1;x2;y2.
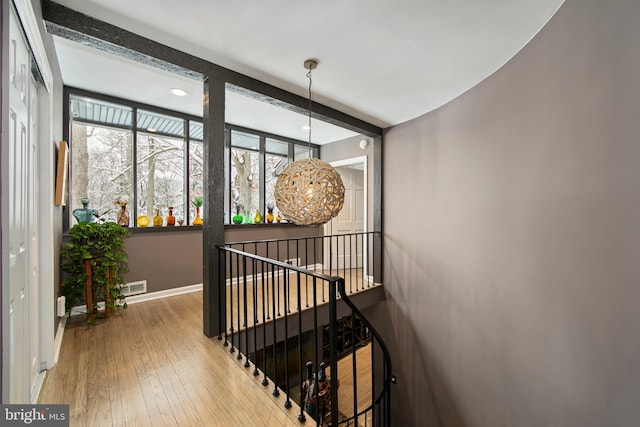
352;309;359;426
242;255;249;362
287;240;291;313
312;276;319;425
254;242;259;323
355;234;360;292
350;234;355;292
225;249;232;348
329;279;339;427
283;270;292;409
321;236;326;303
297;271;306;423
252;257;259;373
270;262;279;396
305;238;310;307
277;242;281;317
344;234;350;293
265;243;271;320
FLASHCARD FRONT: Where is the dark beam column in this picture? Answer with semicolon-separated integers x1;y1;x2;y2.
202;78;226;337
373;135;383;283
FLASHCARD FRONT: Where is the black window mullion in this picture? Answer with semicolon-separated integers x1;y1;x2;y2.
226;129;232;224
184;118;190;224
259;135;266;216
288;142;295;164
131;106;138;226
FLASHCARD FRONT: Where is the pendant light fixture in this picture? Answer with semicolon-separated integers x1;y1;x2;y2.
274;59;345;226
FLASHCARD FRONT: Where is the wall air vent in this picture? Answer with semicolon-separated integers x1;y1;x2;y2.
120;280;147;297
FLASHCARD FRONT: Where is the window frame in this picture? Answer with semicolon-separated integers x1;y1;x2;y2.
63;87;319;231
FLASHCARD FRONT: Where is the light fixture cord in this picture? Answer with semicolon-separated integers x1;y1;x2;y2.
307;67;313;157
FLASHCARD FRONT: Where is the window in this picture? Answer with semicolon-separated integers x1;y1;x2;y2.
70;121;133;222
225;126;318;224
66;89;318;229
265;138;289;211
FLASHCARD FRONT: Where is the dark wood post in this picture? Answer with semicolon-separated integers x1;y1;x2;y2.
202;77;226;337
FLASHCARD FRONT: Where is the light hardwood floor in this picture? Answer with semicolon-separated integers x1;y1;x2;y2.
225;268;376;334
39;291;305;427
39;273;379;426
333;345;373;427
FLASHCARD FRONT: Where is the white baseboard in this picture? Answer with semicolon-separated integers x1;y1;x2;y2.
225;263;324;286
32;316;66;403
53;316;67;364
70;283;203;315
125;283;203;304
30;371;46;404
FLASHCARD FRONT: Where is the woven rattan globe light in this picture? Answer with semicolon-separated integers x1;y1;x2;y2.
274;59;345;226
275;157;344;225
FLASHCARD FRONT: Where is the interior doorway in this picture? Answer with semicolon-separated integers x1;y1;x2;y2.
324;156;367;271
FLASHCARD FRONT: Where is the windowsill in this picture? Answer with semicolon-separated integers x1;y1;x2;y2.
225;222;303;229
124;222;302;234
127;225;203;234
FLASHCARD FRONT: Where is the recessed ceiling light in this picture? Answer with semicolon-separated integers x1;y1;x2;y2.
170;88;187;96
302;125;311;130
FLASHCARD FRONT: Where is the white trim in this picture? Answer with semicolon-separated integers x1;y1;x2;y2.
12;0;54;91
69;283;204;315
225;264;323;286
329;155;368;169
328;155;368;234
125;283;202;304
326;156;369;275
53;316;66;365
30;371;46;404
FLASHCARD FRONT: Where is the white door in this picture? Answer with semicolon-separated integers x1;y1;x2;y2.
8;7;38;403
28;75;41;402
325;165;365;270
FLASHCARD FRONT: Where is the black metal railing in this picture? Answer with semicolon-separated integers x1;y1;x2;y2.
225;231;382;297
216;231;391;426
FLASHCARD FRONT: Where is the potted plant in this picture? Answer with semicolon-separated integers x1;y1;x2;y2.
192;196;204;225
61;221;130;322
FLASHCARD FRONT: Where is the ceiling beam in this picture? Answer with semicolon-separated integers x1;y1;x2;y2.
42;0;382;137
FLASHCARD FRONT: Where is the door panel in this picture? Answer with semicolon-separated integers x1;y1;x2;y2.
7;7;36;403
327;166;365;270
28;77;40;396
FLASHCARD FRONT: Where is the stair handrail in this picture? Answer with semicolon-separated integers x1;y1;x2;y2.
217;231;392;426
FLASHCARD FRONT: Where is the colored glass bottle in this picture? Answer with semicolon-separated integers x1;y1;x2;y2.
266;207;274;223
232;206;244;224
166;206;175;226
153;209;163;227
117;202;130;227
193;207;203;225
254;209;263;224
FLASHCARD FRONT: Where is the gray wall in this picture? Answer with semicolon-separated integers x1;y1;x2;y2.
376;0;640;426
124;225;322;292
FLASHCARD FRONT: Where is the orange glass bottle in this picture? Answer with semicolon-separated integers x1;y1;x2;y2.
167;206;175;226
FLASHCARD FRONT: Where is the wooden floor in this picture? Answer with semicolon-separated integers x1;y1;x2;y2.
334;345;373;427
39;273;380;426
225;268;375;334
39;291;305;427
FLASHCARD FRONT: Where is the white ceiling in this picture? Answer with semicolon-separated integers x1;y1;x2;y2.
50;0;564;142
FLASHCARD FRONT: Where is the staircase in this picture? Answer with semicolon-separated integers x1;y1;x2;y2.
217;232;392;426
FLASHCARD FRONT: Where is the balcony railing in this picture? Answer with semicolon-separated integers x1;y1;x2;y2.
217;231;391;426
